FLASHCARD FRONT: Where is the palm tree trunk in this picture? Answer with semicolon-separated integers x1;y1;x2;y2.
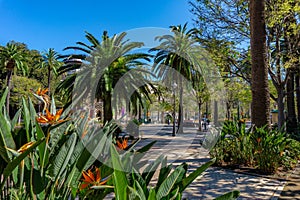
198;101;202;131
157;96;160;123
250;0;270;128
286;69;297;133
103;91;113;124
177;85;184;134
161;98;165;123
47;66;51;96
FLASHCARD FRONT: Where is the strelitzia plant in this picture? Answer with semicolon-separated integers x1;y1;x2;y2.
109;144;240;200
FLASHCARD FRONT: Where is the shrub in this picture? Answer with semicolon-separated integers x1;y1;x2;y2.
210;120;300;174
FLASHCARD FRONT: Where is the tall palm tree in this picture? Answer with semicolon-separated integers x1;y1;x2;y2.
41;48;62;96
0;43;28;115
249;0;270;128
59;31;153;123
151;23;199;134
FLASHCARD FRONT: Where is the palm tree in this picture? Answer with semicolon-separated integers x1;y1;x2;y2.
41;48;62;96
59;31;153;123
151;23;199;134
0;43;28;115
249;0;270;128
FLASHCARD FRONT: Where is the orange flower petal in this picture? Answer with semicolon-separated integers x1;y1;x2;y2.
82;171;93;183
95;168;101;182
88;169;96;182
18;141;35;153
80;183;90;190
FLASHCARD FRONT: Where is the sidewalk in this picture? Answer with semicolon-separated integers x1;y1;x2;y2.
278;164;300;199
138;124;298;199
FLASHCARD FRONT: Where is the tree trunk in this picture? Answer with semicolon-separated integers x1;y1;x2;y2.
277;89;285;130
286;69;297;133
250;0;270;128
138;104;142;121
214;100;218;126
226;102;231;120
103;91;113;124
47;66;51;96
157;96;160;123
198;101;202;131
177;85;183;134
296;72;300;124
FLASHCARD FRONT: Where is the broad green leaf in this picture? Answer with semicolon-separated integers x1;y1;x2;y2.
11;109;22;130
0;112;15;162
50;96;56;115
1;138;45;190
0;88;8;109
28;98;38;127
169;186;180;200
111;145;128;200
156;158;172;189
67;129;111;188
148;188;156;200
35;121;47;169
49;133;77;181
180;158;215;192
128;180;146;200
156;165;185;199
214;190;240;200
22;98;30;141
133;141;156;163
142;155;164;185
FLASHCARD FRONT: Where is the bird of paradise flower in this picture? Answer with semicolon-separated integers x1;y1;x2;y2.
80;167;110;190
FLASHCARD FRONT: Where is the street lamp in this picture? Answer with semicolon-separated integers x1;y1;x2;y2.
172;83;177;136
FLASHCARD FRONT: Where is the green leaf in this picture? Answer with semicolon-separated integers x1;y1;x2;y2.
169;186;180;200
49;133;77;181
156;158;172;189
11;109;22;130
142;155;164;185
90;185;114;189
66;129;111;188
128;181;146;200
22;98;30;141
214;190;240;200
0;88;8;109
133;141;156;163
156;165;185;199
0;112;15;162
180;158;215;192
0;138;45;190
35;121;47;169
148;188;156;200
50;95;56;115
111;145;128;200
28;98;38;126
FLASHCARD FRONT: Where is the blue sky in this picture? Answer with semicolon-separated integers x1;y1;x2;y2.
0;0;193;52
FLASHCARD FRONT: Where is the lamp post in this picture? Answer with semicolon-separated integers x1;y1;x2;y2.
172;83;177;136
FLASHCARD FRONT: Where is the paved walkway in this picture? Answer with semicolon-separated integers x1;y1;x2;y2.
134;124;299;199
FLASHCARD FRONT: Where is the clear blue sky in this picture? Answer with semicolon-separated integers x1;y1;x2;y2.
0;0;193;52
